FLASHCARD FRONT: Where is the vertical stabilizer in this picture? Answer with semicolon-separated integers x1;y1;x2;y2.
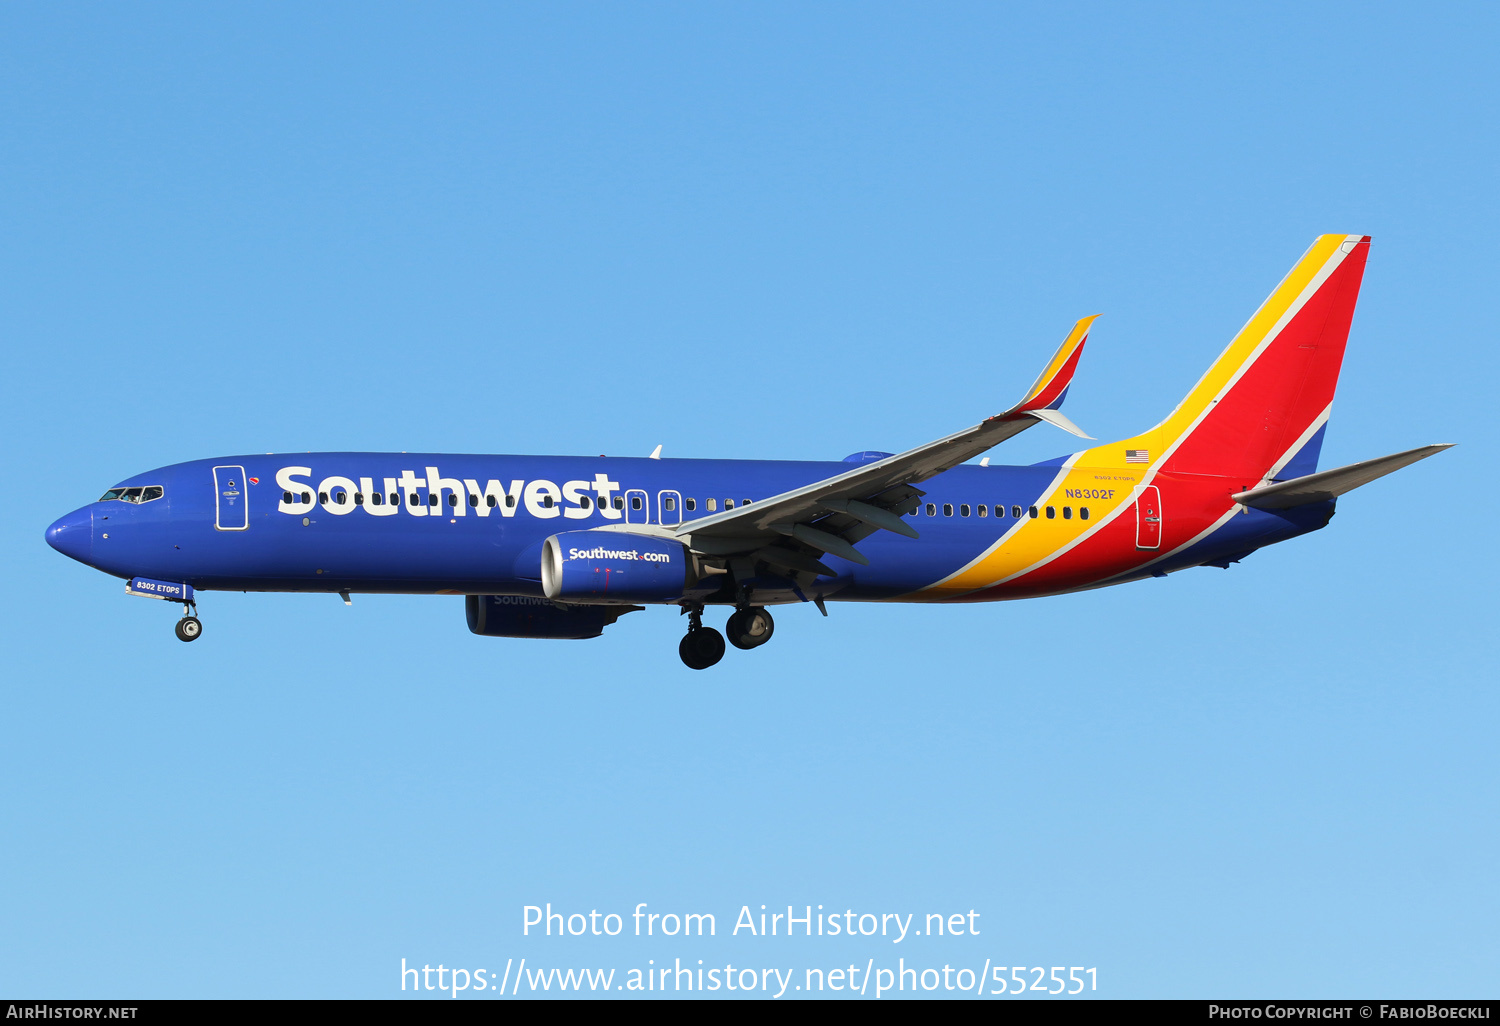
1098;235;1370;481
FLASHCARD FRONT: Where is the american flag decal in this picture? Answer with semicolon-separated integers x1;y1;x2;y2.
1125;450;1150;463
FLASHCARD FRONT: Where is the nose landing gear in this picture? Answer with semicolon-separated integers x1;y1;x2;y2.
175;601;202;642
678;605;725;670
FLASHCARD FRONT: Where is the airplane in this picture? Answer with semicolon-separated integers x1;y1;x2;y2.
45;234;1450;669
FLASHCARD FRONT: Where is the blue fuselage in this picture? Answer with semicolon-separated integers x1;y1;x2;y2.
45;451;1327;606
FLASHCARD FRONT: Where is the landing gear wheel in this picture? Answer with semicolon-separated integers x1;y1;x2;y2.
726;607;775;650
678;627;726;670
175;616;202;642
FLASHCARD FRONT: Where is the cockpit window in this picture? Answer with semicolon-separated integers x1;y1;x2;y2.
98;485;164;504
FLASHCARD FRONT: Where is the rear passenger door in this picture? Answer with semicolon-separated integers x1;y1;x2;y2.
1135;485;1162;550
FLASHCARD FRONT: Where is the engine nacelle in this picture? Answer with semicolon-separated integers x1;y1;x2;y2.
465;595;638;639
541;531;693;604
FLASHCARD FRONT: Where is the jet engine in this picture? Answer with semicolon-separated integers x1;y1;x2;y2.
541;531;694;604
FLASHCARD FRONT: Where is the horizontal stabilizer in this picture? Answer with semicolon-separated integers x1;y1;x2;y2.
1233;444;1453;509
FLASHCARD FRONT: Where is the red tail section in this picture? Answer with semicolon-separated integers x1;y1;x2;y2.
1101;235;1371;482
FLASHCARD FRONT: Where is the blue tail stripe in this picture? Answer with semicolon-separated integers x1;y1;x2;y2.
1274;423;1327;481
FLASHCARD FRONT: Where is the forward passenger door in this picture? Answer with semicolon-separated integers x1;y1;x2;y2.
213;466;249;531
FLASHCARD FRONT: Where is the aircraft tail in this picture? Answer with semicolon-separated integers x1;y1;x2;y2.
1103;234;1371;483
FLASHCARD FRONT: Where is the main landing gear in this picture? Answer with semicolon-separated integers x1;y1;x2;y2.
678;604;776;669
678;606;725;670
175;601;202;643
726;606;774;650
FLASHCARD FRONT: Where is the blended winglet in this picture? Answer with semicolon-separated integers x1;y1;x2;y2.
1010;314;1097;414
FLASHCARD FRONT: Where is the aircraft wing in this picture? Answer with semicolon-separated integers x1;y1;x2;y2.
671;316;1098;573
1233;444;1453;510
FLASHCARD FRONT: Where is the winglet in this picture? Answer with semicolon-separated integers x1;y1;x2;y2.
1010;315;1097;414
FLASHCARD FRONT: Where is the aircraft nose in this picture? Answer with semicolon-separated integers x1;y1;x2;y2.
46;506;93;564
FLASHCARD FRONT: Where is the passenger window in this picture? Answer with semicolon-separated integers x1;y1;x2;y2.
1028;506;1038;518
410;493;420;506
977;504;987;517
428;494;438;506
335;492;347;505
509;495;518;508
663;497;675;511
448;494;458;507
354;493;364;505
707;499;717;511
580;496;592;509
741;498;752;506
994;505;1004;518
1045;506;1055;519
960;504;971;517
686;498;696;511
486;495;497;508
1063;506;1072;519
468;494;478;507
612;497;623;509
724;499;735;509
320;492;329;504
925;503;936;516
630;496;642;510
1080;507;1090;520
943;504;953;517
388;493;398;505
304;492;312;504
1012;505;1023;519
283;491;293;503
543;495;555;508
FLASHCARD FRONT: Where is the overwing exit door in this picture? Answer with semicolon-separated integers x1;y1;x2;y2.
658;490;683;526
624;489;650;525
1135;485;1162;550
214;465;249;531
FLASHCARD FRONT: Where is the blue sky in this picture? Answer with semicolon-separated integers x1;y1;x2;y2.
1;2;1495;999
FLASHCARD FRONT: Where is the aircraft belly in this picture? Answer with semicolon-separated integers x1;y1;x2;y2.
178;507;531;592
